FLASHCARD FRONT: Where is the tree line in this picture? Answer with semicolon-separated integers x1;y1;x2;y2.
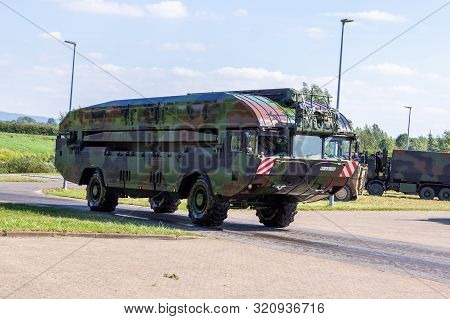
356;124;449;154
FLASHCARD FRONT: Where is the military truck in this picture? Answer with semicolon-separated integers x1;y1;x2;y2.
56;88;358;227
365;149;450;200
334;162;368;201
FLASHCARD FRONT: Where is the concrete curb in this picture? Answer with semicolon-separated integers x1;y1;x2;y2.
1;231;199;240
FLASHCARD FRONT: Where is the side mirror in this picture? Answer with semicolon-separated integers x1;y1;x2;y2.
354;141;360;154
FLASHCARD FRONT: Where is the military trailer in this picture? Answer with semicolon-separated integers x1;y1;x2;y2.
365;149;450;200
56;88;358;227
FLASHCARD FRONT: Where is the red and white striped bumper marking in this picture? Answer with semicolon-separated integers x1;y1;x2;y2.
339;160;358;177
256;157;276;175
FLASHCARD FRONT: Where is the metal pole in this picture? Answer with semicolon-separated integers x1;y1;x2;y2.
336;22;345;110
404;106;412;150
63;40;76;190
330;18;353;207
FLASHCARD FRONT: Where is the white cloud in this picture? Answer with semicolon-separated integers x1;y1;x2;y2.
39;31;63;41
145;1;187;19
60;0;187;18
325;10;406;23
233;8;248;17
86;52;104;60
215;67;305;84
61;0;145;17
160;42;206;52
34;86;57;93
33;66;68;77
171;67;202;77
99;64;125;73
303;27;326;39
392;85;424;94
361;63;415;76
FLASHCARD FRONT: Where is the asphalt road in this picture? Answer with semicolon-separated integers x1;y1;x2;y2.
1;178;450;294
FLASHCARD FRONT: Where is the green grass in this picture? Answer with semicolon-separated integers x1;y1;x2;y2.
0;175;44;182
0;203;193;236
0;132;56;173
45;188;450;212
0;132;55;154
298;192;450;211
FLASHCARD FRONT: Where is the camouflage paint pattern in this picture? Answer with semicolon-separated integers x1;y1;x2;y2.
55;89;356;205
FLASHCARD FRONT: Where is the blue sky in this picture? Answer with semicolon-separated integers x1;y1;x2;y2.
0;0;449;137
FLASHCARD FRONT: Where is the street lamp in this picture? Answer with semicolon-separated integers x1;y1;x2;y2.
63;40;76;190
404;106;412;150
336;18;354;110
330;18;353;208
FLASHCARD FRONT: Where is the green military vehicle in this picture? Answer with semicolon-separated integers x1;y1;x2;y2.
56;88;358;227
365;149;450;200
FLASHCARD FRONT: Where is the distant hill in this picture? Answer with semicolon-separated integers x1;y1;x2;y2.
0;110;51;123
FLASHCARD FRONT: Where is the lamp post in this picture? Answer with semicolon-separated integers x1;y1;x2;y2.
330;18;353;207
336;18;354;110
404;106;412;150
63;40;76;190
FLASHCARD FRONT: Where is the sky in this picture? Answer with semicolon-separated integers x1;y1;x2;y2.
0;0;449;137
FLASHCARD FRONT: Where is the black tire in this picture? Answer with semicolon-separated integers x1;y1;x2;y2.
438;188;450;201
187;176;229;226
335;185;353;202
87;171;118;212
150;194;180;214
419;186;435;200
256;200;298;228
367;182;385;196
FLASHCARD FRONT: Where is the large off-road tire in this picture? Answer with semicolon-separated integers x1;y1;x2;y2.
87;171;118;212
150;194;181;214
187;176;229;226
335;185;353;202
438;188;450;201
367;181;385;196
256;200;298;228
419;186;435;200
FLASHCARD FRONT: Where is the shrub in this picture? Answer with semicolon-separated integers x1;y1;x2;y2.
0;121;58;135
0;148;56;173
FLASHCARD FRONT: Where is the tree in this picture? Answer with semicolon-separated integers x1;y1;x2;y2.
58;111;67;123
16;116;36;124
395;134;408;149
47;118;57;125
356;124;394;154
427;132;439;152
439;131;450;152
409;136;427;151
301;82;333;106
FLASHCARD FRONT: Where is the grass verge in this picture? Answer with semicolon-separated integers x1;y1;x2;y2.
45;188;450;212
0;203;193;236
0;175;44;182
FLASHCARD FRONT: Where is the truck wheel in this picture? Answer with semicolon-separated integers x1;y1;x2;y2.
256;201;298;228
335;185;352;202
150;194;180;214
419;186;435;200
367;182;384;196
87;171;118;212
438;188;450;201
187;176;229;226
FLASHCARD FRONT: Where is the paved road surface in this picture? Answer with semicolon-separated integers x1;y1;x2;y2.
1;179;449;298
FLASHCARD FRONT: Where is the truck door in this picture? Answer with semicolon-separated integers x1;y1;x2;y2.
224;130;256;196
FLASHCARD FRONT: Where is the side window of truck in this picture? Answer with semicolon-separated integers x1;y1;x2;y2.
231;133;242;152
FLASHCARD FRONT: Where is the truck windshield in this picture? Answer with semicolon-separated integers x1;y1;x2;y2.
323;136;351;160
292;135;322;159
292;135;352;160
